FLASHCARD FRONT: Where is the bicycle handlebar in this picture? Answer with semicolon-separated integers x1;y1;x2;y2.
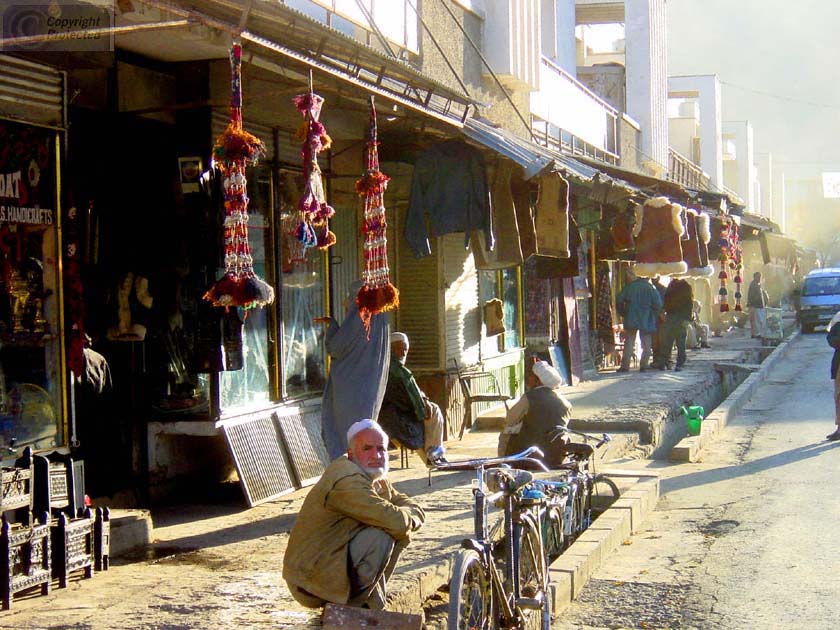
430;445;549;473
548;424;612;447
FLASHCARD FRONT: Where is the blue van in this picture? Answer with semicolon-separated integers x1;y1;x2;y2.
798;268;840;333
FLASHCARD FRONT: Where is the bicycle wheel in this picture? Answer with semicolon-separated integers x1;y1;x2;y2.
448;549;491;630
589;474;620;520
543;505;564;562
513;517;550;630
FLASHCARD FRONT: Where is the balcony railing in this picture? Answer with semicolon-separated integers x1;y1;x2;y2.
530;56;620;163
668;147;710;191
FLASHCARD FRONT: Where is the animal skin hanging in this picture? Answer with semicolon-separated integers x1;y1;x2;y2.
204;43;275;309
292;87;335;256
355;97;399;331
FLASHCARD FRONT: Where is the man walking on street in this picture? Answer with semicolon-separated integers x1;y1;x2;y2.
826;311;840;441
652;278;693;372
615;269;662;372
748;271;769;338
284;419;426;610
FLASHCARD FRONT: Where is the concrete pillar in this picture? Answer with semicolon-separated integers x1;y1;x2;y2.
625;0;668;173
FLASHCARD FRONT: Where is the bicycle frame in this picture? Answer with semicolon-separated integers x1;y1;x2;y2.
434;448;550;628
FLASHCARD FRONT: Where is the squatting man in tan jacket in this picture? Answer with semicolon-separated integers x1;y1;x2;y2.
283;419;426;610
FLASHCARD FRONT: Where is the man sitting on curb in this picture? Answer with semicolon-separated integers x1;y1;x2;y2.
284;419;426;610
498;359;573;461
378;332;445;465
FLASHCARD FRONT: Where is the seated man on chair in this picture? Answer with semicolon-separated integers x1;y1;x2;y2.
498;359;573;460
378;332;445;465
284;419;426;610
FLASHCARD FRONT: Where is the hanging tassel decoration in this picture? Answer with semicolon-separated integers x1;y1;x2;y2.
718;220;730;313
730;223;743;312
204;43;274;309
293;89;336;256
356;96;399;333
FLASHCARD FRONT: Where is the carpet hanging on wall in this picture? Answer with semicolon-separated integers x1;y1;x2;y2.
204;42;274;309
355;96;398;331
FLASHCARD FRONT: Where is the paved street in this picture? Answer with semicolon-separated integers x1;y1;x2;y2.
556;332;840;629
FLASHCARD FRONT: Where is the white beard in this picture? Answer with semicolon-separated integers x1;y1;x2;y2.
364;461;389;480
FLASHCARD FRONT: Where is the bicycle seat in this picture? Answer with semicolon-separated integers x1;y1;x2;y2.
484;468;533;494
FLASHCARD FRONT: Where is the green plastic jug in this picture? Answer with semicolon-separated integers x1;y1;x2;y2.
680;405;704;436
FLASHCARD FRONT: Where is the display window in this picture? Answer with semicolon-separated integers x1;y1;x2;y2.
0;120;64;452
479;266;523;355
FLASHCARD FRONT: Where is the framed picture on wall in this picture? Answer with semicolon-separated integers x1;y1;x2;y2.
178;157;203;194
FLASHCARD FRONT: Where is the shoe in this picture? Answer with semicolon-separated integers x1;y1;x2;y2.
616;366;629;373
700;342;711;349
674;365;683;372
827;429;840;441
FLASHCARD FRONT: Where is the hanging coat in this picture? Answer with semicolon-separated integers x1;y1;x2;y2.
681;207;714;277
533;171;570;259
471;159;523;269
632;197;688;277
406;140;493;258
320;281;391;459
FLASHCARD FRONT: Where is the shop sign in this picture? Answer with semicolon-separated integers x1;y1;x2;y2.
0;120;55;226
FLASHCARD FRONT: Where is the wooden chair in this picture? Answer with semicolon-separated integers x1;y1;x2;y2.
452;360;512;440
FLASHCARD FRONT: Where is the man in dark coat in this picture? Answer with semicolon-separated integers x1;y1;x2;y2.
652;278;694;372
377;332;444;465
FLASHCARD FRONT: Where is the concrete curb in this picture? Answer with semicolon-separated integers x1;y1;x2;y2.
547;473;660;614
390;472;661;620
670;331;800;462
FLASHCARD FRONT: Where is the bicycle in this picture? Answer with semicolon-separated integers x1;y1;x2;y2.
546;426;621;545
431;446;553;630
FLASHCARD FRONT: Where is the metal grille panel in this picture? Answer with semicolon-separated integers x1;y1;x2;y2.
219;411;296;507
276;407;329;487
0;56;64;127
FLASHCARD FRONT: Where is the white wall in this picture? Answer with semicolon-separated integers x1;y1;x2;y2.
756;152;773;218
668;75;723;188
723;120;757;211
625;0;668;171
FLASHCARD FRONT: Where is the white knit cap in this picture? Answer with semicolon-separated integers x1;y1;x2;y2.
390;332;409;345
532;360;565;389
347;419;389;445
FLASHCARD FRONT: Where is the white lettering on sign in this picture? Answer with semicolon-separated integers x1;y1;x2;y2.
0;206;53;225
0;171;22;200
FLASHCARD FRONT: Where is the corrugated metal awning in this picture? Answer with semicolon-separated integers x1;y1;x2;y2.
462;118;617;187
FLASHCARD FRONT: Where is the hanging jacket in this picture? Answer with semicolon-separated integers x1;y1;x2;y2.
406;140;493;257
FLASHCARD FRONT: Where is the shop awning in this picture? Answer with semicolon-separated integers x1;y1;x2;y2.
760;231;797;264
462;118;626;187
134;0;474;127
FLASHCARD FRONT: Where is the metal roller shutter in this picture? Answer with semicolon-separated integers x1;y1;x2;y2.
0;55;65;128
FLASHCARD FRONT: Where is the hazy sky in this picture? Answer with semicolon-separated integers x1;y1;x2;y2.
667;0;840;181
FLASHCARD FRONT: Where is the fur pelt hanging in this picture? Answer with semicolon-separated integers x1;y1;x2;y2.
631;196;688;277
355;97;399;332
204;43;274;310
534;171;570;259
679;207;714;277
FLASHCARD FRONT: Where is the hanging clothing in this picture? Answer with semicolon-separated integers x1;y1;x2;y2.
406;140;493;258
534;171;570;259
320;280;391;459
471;159;523;269
681;208;714;277
632;197;688;277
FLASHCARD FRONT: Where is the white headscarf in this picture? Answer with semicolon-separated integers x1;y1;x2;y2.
390;332;409;345
829;311;840;332
346;418;389;446
532;360;565;389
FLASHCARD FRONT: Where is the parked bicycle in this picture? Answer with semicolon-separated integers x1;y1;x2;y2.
546;426;621;544
431;447;553;630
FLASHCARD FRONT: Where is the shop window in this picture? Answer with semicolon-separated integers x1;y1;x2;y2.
278;170;328;399
217;167;276;412
479;267;522;355
0;121;63;453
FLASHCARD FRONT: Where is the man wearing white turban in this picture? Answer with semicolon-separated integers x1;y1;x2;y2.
499;358;572;458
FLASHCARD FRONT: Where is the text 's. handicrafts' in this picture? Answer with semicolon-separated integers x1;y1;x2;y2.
204;43;274;309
